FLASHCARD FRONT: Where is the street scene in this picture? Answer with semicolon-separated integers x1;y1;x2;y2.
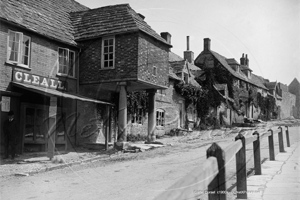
1;0;300;200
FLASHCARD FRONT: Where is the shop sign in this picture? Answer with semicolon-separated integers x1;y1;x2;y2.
13;70;67;91
1;96;10;112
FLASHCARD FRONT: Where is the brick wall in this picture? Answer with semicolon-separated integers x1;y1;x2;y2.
0;22;78;93
79;32;139;84
137;32;169;88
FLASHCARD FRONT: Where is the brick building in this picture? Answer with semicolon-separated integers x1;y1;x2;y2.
0;0;172;155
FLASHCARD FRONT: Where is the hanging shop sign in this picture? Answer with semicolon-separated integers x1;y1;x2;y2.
1;96;10;112
13;70;67;91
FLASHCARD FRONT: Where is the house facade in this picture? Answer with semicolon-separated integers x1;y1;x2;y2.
289;78;300;119
0;0;171;155
194;38;268;124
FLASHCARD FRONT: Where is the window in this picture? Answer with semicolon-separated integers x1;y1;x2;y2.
157;89;166;95
153;66;157;76
184;73;189;84
7;30;31;67
156;109;165;126
101;37;115;69
131;108;143;124
58;48;75;77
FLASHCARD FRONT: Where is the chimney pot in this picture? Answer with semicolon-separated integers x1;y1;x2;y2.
160;32;172;45
204;38;211;52
187;36;190;51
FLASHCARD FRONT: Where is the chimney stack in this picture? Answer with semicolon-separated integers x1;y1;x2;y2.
184;36;194;64
204;38;211;52
160;32;171;45
240;53;245;65
245;54;249;66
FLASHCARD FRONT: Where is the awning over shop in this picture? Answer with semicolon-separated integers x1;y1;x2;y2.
12;82;113;105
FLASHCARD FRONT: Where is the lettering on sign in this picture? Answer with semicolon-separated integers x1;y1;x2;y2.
13;71;67;91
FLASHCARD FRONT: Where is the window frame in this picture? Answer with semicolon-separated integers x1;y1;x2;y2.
7;30;31;68
156;109;165;127
57;47;76;78
131;108;144;125
101;36;115;69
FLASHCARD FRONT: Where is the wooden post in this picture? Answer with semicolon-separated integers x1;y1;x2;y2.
268;129;275;161
206;143;226;200
252;131;261;175
147;89;157;142
105;105;109;151
47;96;57;160
235;133;247;199
285;126;290;147
278;126;285;152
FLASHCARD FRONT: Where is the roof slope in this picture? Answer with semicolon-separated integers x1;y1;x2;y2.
70;4;171;46
0;0;89;45
210;51;267;90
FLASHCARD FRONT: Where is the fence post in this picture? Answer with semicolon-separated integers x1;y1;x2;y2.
235;133;247;199
285;126;290;147
278;126;285;152
206;143;226;200
252;131;261;175
268;129;275;161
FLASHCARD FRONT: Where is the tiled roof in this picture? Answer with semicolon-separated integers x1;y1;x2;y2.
70;4;171;46
168;67;181;81
169;52;184;62
226;58;239;65
0;0;89;45
210;51;267;90
265;82;277;90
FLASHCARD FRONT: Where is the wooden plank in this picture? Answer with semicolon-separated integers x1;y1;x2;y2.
207;143;226;200
224;140;242;163
153;157;218;200
245;134;258;145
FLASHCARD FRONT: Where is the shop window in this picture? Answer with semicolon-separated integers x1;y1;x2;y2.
101;37;115;69
131;108;143;124
7;30;31;67
156;109;165;126
58;48;75;77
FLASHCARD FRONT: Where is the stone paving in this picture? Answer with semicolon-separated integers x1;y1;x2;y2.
241;142;300;200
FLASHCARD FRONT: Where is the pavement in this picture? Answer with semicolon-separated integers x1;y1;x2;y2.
239;141;300;200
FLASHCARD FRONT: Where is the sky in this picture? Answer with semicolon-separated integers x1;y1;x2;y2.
76;0;300;85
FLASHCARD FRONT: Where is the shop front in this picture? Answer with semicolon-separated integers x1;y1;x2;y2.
1;70;112;158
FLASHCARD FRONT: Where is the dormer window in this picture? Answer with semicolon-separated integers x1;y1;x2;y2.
101;37;115;69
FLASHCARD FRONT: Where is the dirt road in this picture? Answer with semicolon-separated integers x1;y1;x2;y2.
1;126;299;200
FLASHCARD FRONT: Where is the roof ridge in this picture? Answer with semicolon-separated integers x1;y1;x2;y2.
70;3;129;14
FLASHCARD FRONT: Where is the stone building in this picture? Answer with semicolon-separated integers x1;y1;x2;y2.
289;78;300;118
194;38;268;124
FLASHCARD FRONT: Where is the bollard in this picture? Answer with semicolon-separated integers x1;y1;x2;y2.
235;133;247;199
285;126;290;147
253;131;261;175
207;143;226;200
278;127;285;152
268;129;275;161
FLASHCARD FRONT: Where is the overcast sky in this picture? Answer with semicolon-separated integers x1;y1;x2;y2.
76;0;300;85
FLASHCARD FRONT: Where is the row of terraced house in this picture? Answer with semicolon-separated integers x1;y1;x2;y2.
0;0;298;155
